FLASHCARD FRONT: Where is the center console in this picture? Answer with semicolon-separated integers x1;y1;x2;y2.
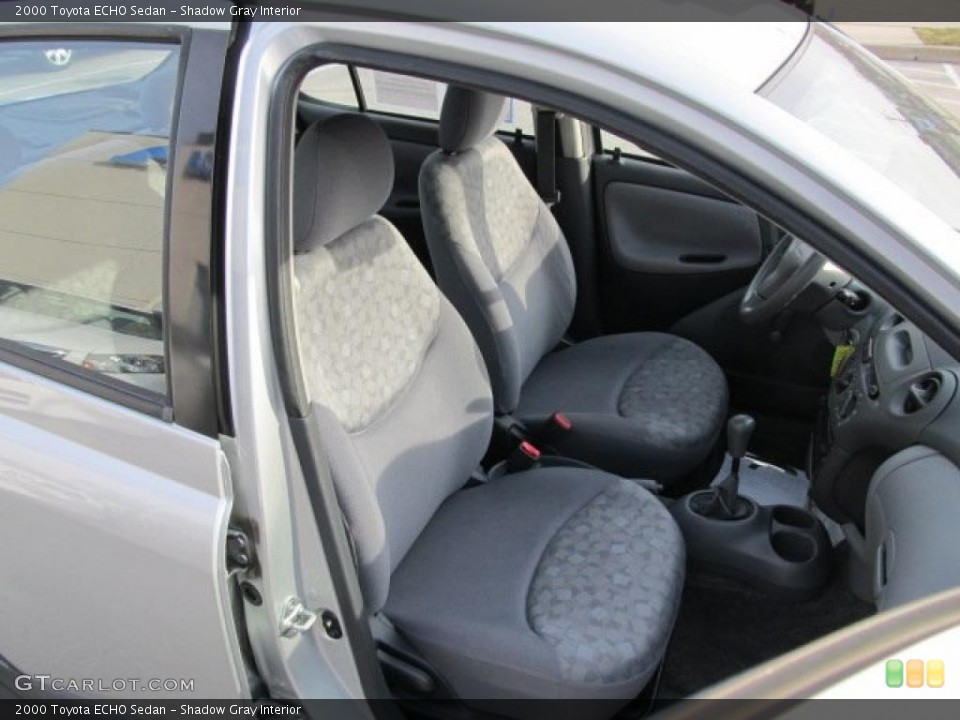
671;415;832;597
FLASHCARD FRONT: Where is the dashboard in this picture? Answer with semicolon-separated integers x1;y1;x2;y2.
810;295;960;527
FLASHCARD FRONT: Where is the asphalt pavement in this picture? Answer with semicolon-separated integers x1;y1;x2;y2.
837;22;960;122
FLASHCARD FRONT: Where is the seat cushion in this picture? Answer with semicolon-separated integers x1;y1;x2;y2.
384;467;685;704
517;333;728;482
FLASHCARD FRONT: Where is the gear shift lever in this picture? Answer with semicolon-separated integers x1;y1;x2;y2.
712;414;756;519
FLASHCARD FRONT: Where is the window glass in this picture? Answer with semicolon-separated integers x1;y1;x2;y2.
598;129;659;159
301;65;536;135
300;64;360;109
0;40;180;397
764;25;960;231
351;68;535;135
357;68;442;118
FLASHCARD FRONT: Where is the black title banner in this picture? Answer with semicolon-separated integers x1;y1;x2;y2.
2;0;960;22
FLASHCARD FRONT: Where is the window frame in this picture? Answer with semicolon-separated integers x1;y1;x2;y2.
300;61;537;138
593;124;668;163
0;24;229;436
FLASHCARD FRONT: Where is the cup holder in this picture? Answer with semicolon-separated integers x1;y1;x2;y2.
771;505;816;530
671;497;832;595
771;531;816;564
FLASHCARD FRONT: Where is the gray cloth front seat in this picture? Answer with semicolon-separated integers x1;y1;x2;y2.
292;114;685;709
419;87;729;484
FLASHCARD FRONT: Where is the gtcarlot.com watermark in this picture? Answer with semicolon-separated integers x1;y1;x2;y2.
14;676;195;693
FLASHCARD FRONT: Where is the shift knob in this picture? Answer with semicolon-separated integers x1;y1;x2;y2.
727;414;756;460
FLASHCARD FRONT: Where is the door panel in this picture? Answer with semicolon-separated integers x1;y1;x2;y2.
0;27;246;697
605;182;761;274
0;364;246;698
593;154;762;332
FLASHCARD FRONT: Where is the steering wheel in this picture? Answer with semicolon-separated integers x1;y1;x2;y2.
740;234;826;324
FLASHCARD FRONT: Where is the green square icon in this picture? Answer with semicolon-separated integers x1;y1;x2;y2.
886;659;904;688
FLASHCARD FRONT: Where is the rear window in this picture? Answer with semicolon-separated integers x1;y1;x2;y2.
0;39;180;397
299;63;359;109
302;64;535;136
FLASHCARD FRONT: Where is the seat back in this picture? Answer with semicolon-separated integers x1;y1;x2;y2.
420;87;577;415
292;115;493;611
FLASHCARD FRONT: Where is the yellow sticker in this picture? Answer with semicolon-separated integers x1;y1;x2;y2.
831;344;855;378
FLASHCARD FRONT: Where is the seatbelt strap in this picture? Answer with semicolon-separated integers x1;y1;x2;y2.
535;109;560;206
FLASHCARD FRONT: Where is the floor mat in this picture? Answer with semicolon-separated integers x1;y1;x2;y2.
657;567;874;699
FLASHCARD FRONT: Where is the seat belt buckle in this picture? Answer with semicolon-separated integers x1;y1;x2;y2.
507;441;542;473
539;411;572;445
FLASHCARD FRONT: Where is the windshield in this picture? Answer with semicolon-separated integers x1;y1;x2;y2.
763;23;960;231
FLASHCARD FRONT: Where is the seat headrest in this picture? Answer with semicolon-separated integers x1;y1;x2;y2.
294;114;394;253
439;87;506;153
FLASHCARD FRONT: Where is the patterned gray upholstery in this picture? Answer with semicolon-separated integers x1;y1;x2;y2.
618;337;729;446
294;115;493;609
308;304;492;611
420;88;728;484
294;216;440;432
294;114;686;708
518;334;728;481
420;136;576;413
529;481;685;685
386;468;684;701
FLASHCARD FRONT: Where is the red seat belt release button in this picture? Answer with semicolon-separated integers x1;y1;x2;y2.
508;441;543;473
551;412;572;432
520;441;541;461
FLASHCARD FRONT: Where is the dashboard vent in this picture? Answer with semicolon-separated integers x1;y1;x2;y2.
904;375;941;414
891;331;914;368
881;313;906;331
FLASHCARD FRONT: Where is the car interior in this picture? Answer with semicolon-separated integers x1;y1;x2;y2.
282;60;960;713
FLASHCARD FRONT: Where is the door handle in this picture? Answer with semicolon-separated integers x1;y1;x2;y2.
679;253;727;265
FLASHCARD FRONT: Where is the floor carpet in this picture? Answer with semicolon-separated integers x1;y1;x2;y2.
655;565;874;700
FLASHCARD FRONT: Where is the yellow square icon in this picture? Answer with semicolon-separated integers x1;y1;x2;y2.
906;659;924;687
927;660;945;688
